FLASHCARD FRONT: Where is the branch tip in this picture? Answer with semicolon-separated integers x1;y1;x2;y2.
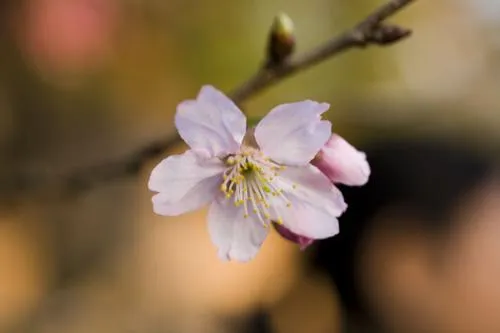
367;24;412;45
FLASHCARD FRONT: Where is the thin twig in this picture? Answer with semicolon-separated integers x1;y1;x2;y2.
230;0;415;102
27;0;417;197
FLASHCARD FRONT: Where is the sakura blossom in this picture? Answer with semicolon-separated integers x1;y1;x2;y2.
148;85;366;262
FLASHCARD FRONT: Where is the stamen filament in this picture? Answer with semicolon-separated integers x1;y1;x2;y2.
220;146;297;225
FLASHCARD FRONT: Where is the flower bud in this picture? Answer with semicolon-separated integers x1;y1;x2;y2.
368;24;412;45
312;134;370;186
273;223;314;250
267;12;295;65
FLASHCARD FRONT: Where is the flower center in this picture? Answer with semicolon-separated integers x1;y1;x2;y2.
220;147;292;226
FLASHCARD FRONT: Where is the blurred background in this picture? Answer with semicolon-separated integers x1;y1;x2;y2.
0;0;499;332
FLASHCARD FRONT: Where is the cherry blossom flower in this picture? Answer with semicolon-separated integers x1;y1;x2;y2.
148;85;352;262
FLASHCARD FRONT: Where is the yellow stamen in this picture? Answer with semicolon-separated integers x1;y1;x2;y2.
220;147;293;227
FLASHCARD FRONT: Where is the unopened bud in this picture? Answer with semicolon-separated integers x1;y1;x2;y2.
273;222;314;250
368;24;412;45
267;12;296;66
312;134;370;186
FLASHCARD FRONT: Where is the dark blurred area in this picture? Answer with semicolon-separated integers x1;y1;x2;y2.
313;137;499;333
0;0;499;332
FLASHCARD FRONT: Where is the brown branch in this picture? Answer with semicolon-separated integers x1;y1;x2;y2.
25;0;417;197
230;0;415;103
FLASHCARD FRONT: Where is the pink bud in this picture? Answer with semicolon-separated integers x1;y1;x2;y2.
312;134;370;186
273;223;315;250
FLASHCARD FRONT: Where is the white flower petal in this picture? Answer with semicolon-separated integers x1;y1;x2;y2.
208;196;269;262
270;165;346;239
151;176;221;216
197;85;246;144
175;85;246;157
255;100;331;165
278;198;340;239
279;164;347;216
148;150;225;216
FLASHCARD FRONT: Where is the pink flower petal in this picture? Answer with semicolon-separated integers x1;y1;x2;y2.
207;196;269;262
254;100;331;166
148;150;225;216
313;134;370;186
175;85;246;157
